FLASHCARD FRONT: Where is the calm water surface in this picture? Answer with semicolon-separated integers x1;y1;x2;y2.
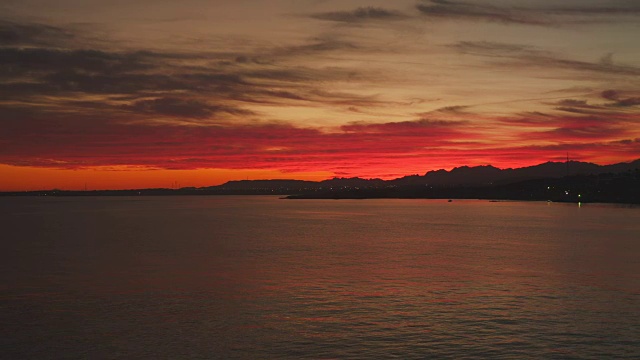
1;196;639;359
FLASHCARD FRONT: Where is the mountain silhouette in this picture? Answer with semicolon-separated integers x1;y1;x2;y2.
208;159;640;190
390;159;640;187
209;177;386;191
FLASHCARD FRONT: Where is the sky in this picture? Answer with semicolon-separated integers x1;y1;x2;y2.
1;0;639;190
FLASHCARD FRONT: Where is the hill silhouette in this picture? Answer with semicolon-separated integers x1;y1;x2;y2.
207;159;640;190
390;159;640;187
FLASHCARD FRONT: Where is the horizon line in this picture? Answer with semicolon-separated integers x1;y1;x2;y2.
3;157;638;193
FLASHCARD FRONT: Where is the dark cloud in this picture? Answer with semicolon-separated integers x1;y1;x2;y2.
310;7;407;22
0;17;383;124
0;60;371;109
38;71;183;95
307;89;385;107
496;139;640;165
417;0;640;26
0;47;208;79
616;97;640;107
551;54;640;77
258;90;307;101
601;89;640;107
602;89;620;101
544;4;640;16
552;99;611;114
0;20;74;46
504;110;639;145
505;108;637;126
417;0;549;25
537;126;628;141
0;48;153;79
340;118;469;136
274;38;360;57
234;55;271;65
450;41;640;77
0;34;370;113
243;67;334;83
434;105;469;113
556;99;589;107
555;107;590;114
449;41;541;58
123;97;253;119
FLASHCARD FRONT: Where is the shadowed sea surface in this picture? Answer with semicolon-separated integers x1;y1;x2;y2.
1;196;639;359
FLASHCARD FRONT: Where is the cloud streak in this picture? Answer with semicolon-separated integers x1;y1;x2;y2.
123;97;253;119
0;21;385;125
310;7;408;23
417;0;640;26
601;90;640;107
0;20;74;47
417;0;548;25
450;41;640;78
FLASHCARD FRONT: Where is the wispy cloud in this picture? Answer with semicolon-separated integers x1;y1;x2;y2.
543;3;640;16
122;97;253;119
601;89;640;107
0;18;387;124
309;7;408;23
340;118;469;136
417;0;548;25
550;91;640;114
450;41;640;78
448;41;538;57
0;20;74;47
502;108;639;146
417;0;640;26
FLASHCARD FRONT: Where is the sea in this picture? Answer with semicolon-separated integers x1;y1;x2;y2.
1;196;639;359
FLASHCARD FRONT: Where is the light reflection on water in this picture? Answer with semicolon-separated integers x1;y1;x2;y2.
1;196;639;359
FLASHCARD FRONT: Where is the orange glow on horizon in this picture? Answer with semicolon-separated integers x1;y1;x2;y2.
0;165;332;191
2;151;638;192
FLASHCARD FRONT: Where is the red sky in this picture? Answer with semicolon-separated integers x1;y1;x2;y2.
1;0;639;190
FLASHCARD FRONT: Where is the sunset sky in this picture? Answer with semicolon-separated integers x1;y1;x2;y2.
1;0;639;190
